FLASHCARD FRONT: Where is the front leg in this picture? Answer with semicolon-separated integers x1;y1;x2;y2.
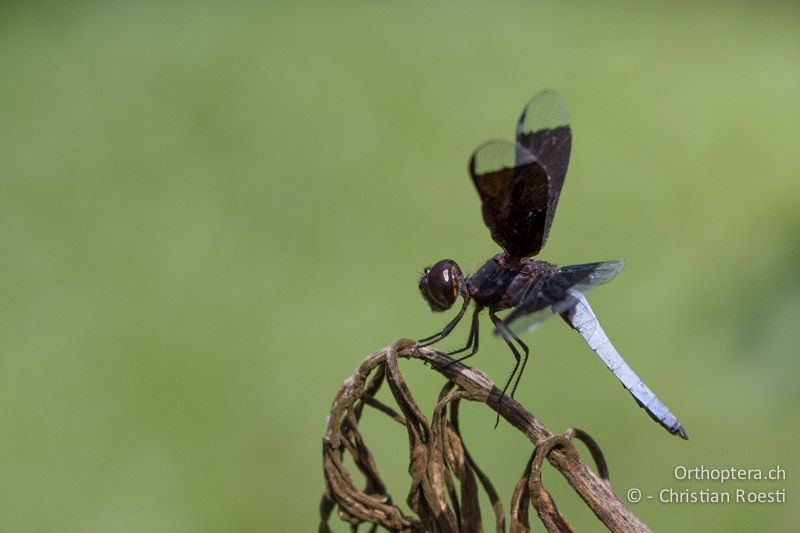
417;297;470;347
445;307;482;361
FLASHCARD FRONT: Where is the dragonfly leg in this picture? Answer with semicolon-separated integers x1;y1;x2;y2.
440;308;481;366
490;312;530;426
417;298;470;346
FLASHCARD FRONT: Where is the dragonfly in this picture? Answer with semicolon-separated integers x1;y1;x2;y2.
417;90;687;439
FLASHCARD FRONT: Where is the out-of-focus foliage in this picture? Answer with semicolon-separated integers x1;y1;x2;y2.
1;1;798;531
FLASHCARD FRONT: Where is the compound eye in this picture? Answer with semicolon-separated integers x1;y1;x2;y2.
424;260;459;311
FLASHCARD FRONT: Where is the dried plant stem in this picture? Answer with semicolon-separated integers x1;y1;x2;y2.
320;338;651;532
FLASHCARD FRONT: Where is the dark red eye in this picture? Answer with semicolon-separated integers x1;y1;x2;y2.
419;259;461;312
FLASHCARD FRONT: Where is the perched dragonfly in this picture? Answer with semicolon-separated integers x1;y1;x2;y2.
417;90;687;439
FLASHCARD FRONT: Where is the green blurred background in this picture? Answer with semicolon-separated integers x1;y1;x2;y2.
2;1;798;531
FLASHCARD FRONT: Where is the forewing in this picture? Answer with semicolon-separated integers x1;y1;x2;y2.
503;260;624;335
516;90;572;249
469;140;550;257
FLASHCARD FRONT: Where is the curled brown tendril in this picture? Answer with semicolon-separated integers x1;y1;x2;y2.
320;339;651;533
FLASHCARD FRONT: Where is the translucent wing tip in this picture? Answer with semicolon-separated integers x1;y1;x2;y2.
602;259;625;275
518;89;571;135
581;260;625;284
469;139;513;175
469;139;538;175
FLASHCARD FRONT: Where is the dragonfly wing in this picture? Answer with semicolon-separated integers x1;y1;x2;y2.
515;89;572;250
469;140;550;258
504;260;624;335
469;89;572;258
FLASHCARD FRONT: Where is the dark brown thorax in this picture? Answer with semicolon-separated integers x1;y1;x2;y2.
468;254;558;312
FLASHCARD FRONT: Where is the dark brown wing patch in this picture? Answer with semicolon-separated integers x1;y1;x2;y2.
468;91;572;258
516;90;572;251
469;140;550;258
517;126;571;245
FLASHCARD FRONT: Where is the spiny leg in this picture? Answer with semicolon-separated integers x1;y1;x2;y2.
439;307;482;368
501;319;530;400
418;298;470;347
489;311;530;426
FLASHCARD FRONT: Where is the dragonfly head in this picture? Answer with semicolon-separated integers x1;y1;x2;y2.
419;259;464;312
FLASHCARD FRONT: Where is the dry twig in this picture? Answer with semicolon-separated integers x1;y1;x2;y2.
320;339;651;532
